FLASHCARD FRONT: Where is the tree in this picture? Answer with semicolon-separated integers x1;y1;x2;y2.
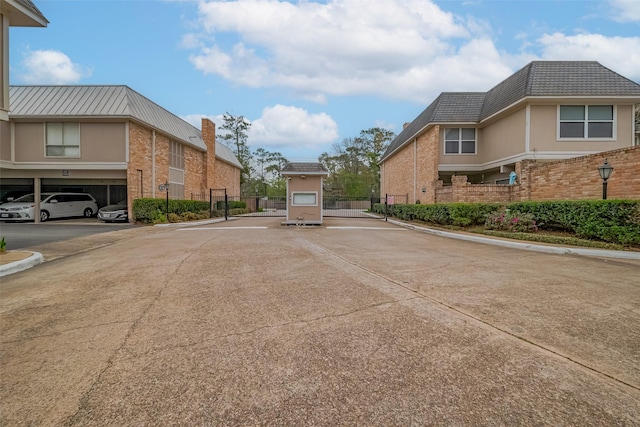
217;113;252;188
252;148;288;196
319;128;395;197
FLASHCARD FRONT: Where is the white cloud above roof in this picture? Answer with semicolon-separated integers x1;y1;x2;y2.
19;49;89;84
186;0;640;105
182;105;338;154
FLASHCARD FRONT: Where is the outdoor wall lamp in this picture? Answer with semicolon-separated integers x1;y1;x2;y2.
598;159;614;200
300;174;306;179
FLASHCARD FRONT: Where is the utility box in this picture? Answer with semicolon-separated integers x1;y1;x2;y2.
281;162;329;225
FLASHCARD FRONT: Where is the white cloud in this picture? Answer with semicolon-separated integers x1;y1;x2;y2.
187;0;516;103
537;33;640;81
19;50;89;84
181;106;339;152
608;0;640;22
186;0;640;105
249;105;338;150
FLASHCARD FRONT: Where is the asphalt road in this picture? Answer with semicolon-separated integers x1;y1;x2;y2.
1;217;639;425
0;219;135;250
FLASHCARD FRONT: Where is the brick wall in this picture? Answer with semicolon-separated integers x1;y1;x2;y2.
127;122;154;200
201;118;217;189
381;126;439;203
435;175;518;203
214;160;241;196
522;145;640;201
432;146;639;204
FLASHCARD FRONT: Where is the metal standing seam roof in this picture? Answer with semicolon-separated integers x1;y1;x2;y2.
8;85;242;169
381;61;640;162
281;162;329;175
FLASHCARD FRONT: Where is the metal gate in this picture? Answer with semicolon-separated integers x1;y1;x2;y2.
192;191;383;219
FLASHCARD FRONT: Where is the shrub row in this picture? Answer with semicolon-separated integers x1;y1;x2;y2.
373;202;500;227
133;198;210;223
374;200;640;245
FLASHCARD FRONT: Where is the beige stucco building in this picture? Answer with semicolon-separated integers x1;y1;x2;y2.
380;61;640;204
1;86;242;221
281;162;329;225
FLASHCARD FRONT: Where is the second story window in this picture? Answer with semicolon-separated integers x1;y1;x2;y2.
170;141;184;169
46;123;80;157
559;105;614;139
445;128;476;154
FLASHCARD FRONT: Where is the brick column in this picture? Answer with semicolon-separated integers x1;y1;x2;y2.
201;118;217;189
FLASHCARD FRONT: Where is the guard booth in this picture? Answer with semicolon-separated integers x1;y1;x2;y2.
281;162;329;225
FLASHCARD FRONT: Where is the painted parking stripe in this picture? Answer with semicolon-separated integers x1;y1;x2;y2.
325;226;406;230
178;226;269;230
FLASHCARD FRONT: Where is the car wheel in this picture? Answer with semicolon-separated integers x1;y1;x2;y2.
84;208;94;217
40;210;49;222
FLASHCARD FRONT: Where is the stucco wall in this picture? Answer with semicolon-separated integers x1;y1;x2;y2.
13;121;127;162
0;120;9;161
529;104;634;152
287;175;323;222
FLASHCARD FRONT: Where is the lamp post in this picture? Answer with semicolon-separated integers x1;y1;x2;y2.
597;159;614;200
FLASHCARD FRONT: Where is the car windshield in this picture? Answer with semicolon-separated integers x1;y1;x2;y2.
12;194;50;203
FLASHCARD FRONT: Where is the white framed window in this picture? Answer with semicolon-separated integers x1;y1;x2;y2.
46;122;80;157
444;128;476;154
559;105;614;139
292;192;317;206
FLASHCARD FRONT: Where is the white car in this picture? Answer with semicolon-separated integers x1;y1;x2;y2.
0;193;98;222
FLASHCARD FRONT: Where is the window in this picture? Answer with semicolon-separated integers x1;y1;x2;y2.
559;105;614;139
46;123;80;157
444;128;476;154
292;192;317;206
170;141;184;169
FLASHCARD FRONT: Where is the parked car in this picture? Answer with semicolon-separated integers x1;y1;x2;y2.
0;192;98;222
97;200;128;222
0;190;31;205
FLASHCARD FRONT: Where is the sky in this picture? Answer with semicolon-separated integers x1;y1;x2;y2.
8;0;640;162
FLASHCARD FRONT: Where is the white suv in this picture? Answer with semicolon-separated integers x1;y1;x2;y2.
0;192;98;222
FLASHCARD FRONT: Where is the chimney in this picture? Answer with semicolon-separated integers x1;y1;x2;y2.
403;122;411;129
201;118;216;189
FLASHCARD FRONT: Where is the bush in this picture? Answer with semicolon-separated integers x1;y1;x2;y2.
133;198;210;223
485;210;538;233
376;199;640;246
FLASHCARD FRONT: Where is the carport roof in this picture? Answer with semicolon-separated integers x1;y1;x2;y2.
8;85;242;168
281;162;329;175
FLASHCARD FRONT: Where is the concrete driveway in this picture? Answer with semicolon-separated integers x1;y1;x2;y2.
1;217;639;425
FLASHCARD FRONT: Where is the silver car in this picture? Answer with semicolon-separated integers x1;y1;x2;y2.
97;200;129;223
0;192;98;222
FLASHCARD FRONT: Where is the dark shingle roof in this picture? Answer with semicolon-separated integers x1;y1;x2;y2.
281;162;328;175
381;61;640;162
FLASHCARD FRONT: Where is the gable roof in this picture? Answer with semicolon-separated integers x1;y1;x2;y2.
8;85;242;168
281;162;328;175
382;61;640;162
2;0;48;26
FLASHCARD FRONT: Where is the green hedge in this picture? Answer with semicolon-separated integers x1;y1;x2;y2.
133;198;210;223
374;200;640;245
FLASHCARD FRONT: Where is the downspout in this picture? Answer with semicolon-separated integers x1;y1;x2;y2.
525;105;531;153
413;138;417;203
152;130;156;198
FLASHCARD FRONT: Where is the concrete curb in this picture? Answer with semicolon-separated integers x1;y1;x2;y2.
0;252;44;277
384;218;640;260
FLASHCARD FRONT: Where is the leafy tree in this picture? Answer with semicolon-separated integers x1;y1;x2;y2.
319;127;395;197
251;148;288;196
217;113;252;188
